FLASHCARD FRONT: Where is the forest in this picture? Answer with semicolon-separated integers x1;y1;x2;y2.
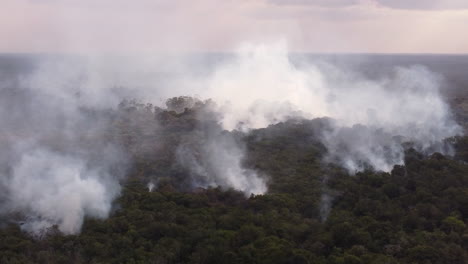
1;97;467;264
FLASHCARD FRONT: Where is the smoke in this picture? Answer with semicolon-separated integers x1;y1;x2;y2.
147;181;156;192
0;40;462;234
168;42;460;192
321;125;405;172
200;42;327;131
7;147;119;234
176;128;267;195
0;56;129;235
195;42;462;173
319;175;333;222
0;54;268;228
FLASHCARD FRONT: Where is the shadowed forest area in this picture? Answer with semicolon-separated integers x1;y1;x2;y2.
1;96;467;264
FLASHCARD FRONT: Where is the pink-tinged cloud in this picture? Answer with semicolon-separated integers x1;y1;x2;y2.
269;0;359;7
0;0;468;53
376;0;468;10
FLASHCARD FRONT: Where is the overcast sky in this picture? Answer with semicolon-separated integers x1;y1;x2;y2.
1;0;468;53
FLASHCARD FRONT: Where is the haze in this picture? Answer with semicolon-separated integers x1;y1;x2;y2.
1;0;468;53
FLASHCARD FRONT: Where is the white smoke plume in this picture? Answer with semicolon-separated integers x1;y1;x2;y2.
7;147;119;234
176;129;267;195
195;42;462;173
0;57;129;235
147;181;156;192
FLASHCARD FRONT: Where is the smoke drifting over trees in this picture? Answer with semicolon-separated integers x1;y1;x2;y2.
0;43;463;235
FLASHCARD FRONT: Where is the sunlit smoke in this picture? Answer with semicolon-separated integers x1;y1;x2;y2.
198;42;462;172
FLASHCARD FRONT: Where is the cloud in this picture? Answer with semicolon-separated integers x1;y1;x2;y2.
376;0;468;10
269;0;359;7
2;0;468;53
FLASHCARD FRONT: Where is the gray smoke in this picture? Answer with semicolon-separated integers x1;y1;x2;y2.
6;147;121;234
319;175;333;222
194;42;462;173
0;57;129;235
0;41;462;234
176;128;267;195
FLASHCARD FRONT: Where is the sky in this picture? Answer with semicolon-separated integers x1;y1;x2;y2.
1;0;468;53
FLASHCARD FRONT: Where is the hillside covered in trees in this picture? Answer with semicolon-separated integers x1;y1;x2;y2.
1;97;468;264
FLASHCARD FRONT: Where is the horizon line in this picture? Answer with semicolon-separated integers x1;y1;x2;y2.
1;51;468;56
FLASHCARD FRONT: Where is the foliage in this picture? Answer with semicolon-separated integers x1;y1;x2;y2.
1;98;467;264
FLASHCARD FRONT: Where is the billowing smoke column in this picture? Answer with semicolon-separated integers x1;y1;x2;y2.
0;57;128;235
7;148;120;234
200;42;462;173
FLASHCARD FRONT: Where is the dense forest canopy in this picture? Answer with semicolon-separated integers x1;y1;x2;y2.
2;0;468;261
0;96;467;264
